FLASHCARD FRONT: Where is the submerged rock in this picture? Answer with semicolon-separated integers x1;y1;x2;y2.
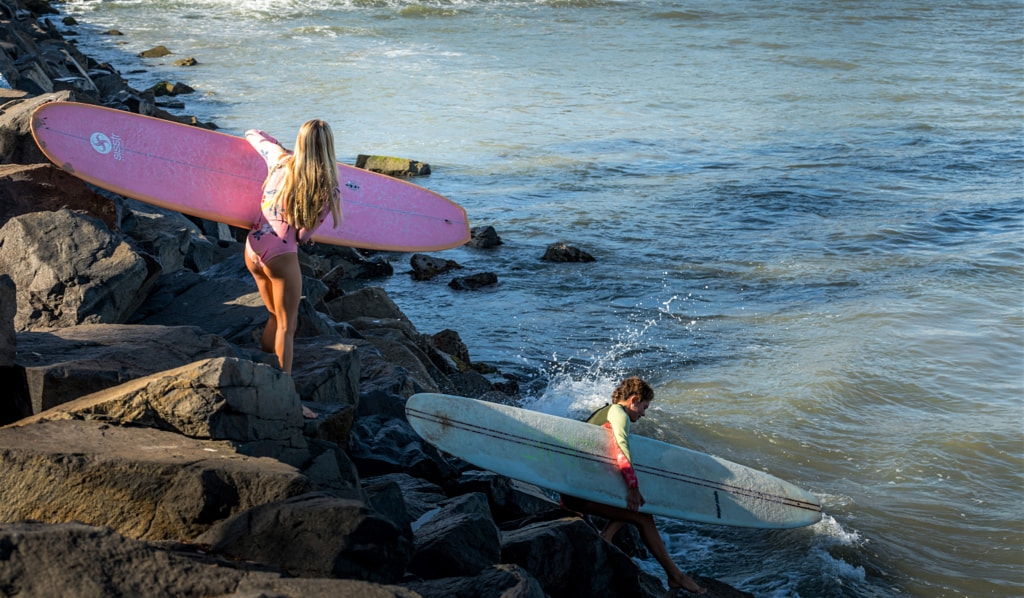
541;242;596;263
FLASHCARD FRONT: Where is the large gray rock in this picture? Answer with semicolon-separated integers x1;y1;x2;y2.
226;578;421;598
0;91;75;165
133;263;341;347
0;419;314;541
0;521;420;598
403;564;545;598
0;163;118;231
452;471;558;525
350;414;458;485
291;338;360;406
0;521;246;598
21;357;310;466
500;516;664;598
196;492;414;583
409;505;501;579
363;472;448;524
0;209;160;331
0;274;14;367
15;324;238;414
325;285;413;326
120;199;201;275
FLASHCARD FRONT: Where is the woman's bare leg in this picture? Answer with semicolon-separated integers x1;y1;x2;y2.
245;253;278;358
248;252;316;419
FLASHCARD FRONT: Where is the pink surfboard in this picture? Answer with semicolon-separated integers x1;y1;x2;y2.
31;101;470;252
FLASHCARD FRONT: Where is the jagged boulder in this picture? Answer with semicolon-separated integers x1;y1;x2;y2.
468;225;503;249
541;242;595;263
0;209;160;331
451;471;557;525
408;492;501;579
0;274;14;367
20;356;310;465
403;564;546;598
449;272;498;291
410;253;463;281
356;154;430;177
0;521;420;598
291;338;360;406
14;324;238;414
325;285;413;325
363;472;448;527
500;516;664;598
133;261;340;347
120;199;201;275
0;90;75;165
0;419;314;541
196;492;414;583
350;414;458;485
0;163;118;230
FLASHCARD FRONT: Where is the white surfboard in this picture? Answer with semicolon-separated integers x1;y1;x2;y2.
406;393;822;529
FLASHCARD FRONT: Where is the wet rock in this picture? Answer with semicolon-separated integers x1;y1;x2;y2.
356;154;431;177
500;516;663;598
0;209;160;331
173;57;198;67
14;323;237;414
0;419;314;541
138;45;172;58
430;328;471;366
402;564;546;598
103;29;124;36
542;242;596;263
410;253;463;281
468;225;503;249
0;90;76;165
196;492;413;583
449;271;498;291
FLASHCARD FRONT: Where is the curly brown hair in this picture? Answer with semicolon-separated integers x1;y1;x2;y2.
611;376;654;405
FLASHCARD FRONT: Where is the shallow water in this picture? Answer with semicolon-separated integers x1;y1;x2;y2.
60;1;1023;595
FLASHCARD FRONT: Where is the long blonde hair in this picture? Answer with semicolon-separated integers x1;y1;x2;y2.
271;119;342;231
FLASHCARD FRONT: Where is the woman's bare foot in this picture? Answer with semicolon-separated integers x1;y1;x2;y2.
668;572;706;595
301;405;318;419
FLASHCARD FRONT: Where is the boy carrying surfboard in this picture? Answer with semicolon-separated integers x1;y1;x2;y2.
560;377;707;595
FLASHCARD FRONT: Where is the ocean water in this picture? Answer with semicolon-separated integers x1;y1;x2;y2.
58;1;1022;596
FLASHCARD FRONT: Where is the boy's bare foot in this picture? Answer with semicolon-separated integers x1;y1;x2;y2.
668;573;706;595
301;405;318;419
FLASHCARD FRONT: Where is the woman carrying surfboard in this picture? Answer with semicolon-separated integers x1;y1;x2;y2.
561;377;707;595
243;120;342;418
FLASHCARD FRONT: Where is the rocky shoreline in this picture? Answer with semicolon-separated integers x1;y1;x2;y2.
0;1;751;596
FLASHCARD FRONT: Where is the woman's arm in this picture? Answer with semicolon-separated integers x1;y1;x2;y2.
245;129;287;167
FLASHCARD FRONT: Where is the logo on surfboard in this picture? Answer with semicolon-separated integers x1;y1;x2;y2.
90;132;124;161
